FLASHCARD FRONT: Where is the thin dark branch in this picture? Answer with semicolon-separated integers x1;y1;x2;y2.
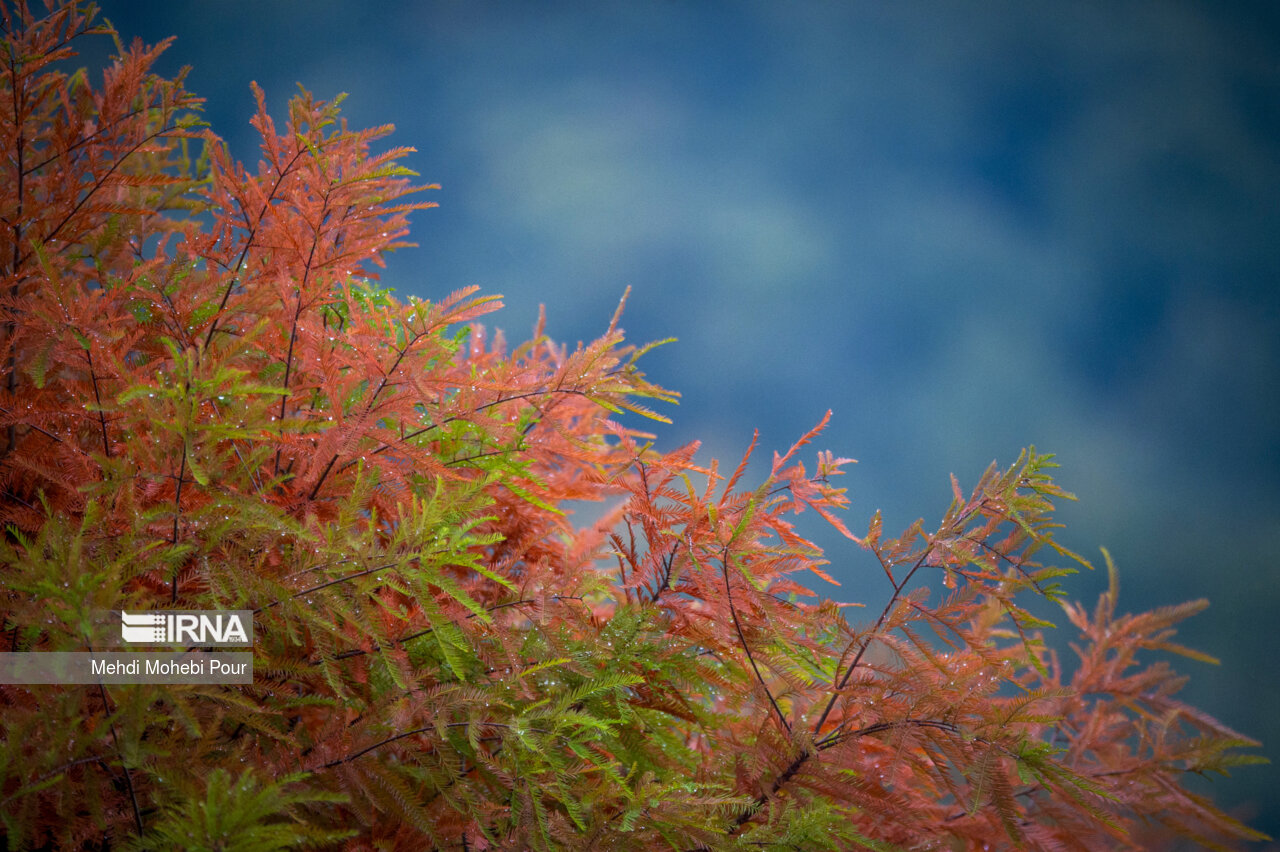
307;452;338;501
649;541;680;603
817;716;963;751
0;754;107;808
318;596;583;665
273;193;332;477
337;387;593;476
0;404;63;444
4;36;25;457
84;343;109;457
203;146;307;349
95;682;144;838
731;749;809;831
721;546;791;736
812;541;936;737
252;561;397;614
365;328;429;413
208;396;262;492
728;540;941;834
321;721;525;769
19;122;187;270
170;445;187;602
23;101;152;175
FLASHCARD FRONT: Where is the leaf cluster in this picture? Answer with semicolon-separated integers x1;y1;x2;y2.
0;3;1266;850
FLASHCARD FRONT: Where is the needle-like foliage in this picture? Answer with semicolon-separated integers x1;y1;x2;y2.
0;3;1266;849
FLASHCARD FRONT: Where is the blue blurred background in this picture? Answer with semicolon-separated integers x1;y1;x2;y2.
89;1;1280;839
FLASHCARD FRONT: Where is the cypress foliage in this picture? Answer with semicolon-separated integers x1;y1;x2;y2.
0;3;1266;849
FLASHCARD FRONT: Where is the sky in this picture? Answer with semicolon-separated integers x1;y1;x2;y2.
85;0;1280;839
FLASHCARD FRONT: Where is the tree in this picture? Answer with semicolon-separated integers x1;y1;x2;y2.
0;3;1267;849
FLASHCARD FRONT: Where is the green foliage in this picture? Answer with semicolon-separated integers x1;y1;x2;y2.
121;769;352;852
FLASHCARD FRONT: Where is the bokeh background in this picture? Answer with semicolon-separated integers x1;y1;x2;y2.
87;0;1280;840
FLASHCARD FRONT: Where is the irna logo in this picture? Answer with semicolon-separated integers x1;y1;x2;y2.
120;611;253;647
